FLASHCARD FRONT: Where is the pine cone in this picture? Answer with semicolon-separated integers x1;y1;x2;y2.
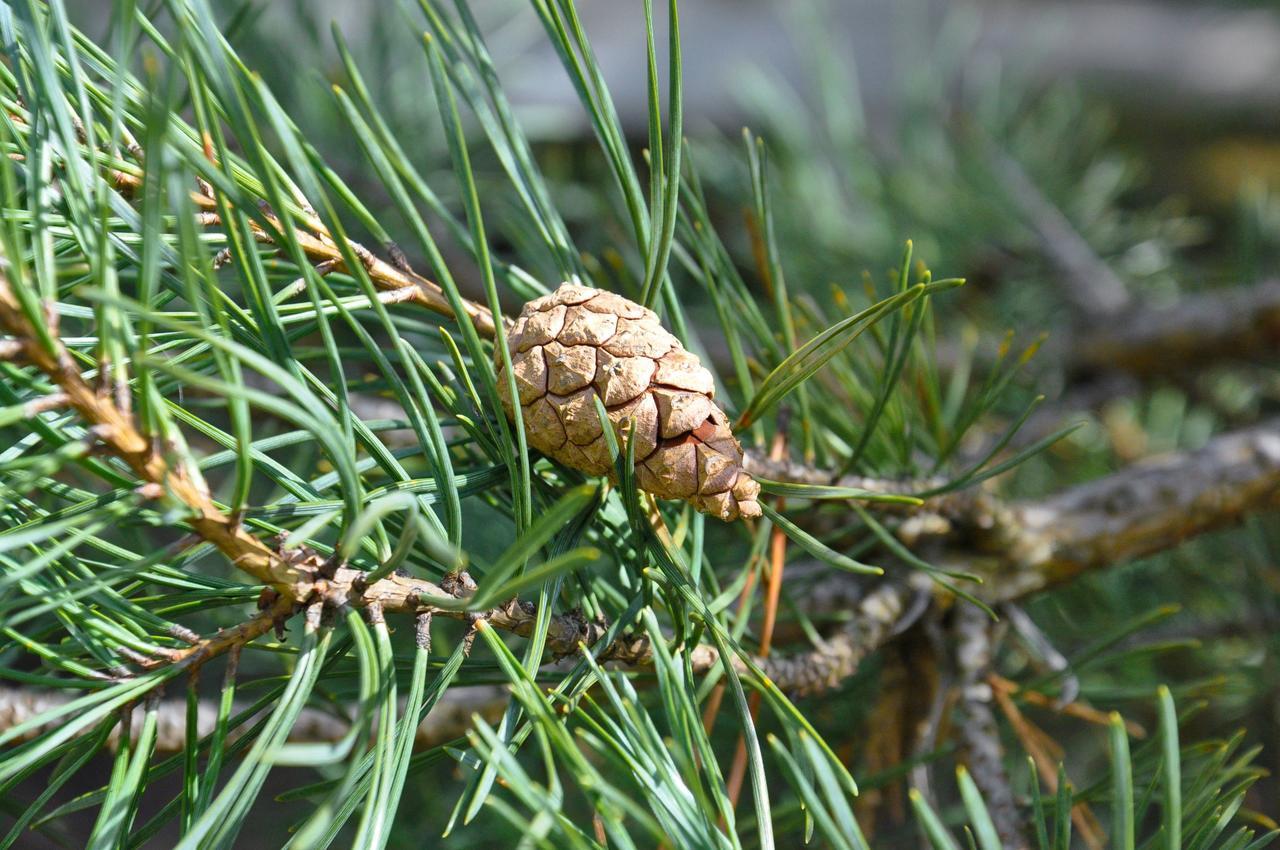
496;282;761;521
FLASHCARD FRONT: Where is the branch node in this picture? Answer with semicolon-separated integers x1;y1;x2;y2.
462;613;482;657
135;482;165;501
23;391;69;417
441;570;477;598
318;553;343;580
415;612;433;653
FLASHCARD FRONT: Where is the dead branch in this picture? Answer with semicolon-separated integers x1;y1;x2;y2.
954;602;1026;850
982;418;1280;602
1069;278;1280;379
706;420;1280;696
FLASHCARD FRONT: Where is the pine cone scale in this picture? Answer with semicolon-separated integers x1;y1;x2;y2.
497;282;762;521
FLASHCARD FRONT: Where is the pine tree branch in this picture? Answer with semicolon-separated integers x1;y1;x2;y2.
7;257;1277;698
702;420;1280;695
982;418;1280;602
132;413;1280;710
0;272;302;590
954;602;1027;850
134;593;298;673
0;266;600;666
1068;278;1280;379
7;105;1279;699
102;170;499;338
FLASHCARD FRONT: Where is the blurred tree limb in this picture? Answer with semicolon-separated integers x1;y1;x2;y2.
1069;278;1280;379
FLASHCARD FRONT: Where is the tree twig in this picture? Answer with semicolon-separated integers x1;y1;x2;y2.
0;267;595;666
954;602;1025;850
136;593;298;673
7;256;1277;699
102;170;499;338
1068;278;1280;379
981;418;1280;602
696;420;1280;695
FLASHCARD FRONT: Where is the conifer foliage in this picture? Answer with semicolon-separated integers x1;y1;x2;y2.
0;1;1275;848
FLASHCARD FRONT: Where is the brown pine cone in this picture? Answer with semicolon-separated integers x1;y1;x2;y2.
495;282;761;521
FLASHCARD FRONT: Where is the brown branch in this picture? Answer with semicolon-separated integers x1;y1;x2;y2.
2;276;310;593
7;247;1279;700
109;172;499;339
0;268;597;665
981;418;1280;602
954;602;1026;850
1068;278;1280;379
707;420;1280;696
136;593;297;673
758;420;1280;614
